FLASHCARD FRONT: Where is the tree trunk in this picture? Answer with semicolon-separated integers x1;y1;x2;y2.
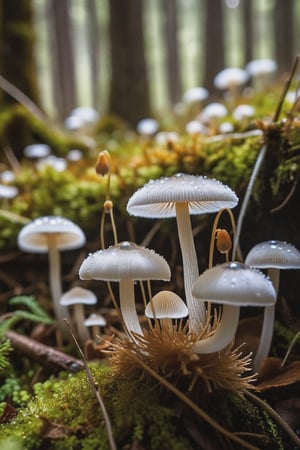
108;0;150;127
86;0;101;110
275;0;294;75
0;0;40;106
242;0;253;64
203;0;225;94
161;0;182;105
49;0;77;118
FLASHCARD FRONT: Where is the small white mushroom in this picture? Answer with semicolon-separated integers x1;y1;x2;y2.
127;174;238;332
136;118;159;136
246;59;277;90
18;216;86;334
79;241;171;338
60;287;97;342
214;68;249;102
145;290;188;329
192;262;276;354
245;240;300;371
23;144;51;160
84;313;107;340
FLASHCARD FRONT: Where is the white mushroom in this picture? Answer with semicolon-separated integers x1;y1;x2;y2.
18;216;86;333
245;240;300;371
246;59;277;90
136;118;159;136
214;67;249;102
60;287;97;342
145;290;188;329
191;262;276;354
84;313;107;340
23;144;51;160
79;241;171;338
127;173;238;332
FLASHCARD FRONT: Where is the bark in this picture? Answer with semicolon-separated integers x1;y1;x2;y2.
203;0;225;93
275;0;294;74
49;0;77;118
162;0;182;104
86;0;101;110
108;0;150;127
0;0;40;106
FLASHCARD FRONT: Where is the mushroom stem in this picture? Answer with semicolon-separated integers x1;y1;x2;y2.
119;279;143;337
73;304;90;343
47;235;71;332
193;305;240;354
253;268;280;372
175;202;206;331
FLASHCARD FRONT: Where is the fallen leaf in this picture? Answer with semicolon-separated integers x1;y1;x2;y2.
256;357;300;391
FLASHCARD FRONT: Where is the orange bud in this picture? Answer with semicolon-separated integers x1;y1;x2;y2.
95;150;111;176
104;199;113;213
216;229;232;254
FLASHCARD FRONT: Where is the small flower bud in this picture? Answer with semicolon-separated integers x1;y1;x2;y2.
216;229;232;254
104;200;113;213
95;150;111;176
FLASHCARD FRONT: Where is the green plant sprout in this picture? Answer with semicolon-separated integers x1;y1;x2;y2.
0;295;53;337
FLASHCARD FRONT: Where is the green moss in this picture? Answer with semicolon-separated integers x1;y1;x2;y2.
0;364;193;450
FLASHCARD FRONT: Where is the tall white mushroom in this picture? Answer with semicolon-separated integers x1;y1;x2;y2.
127;173;238;332
191;262;276;354
245;240;300;371
17;216;86;333
79;241;171;338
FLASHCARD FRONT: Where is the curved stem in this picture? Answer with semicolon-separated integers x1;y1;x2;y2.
175;202;206;331
47;235;70;333
119;279;143;337
253;268;280;372
232;144;267;260
193;305;240;354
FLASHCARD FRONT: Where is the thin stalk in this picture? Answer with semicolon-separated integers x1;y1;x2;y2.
129;353;259;450
47;235;70;333
175;202;206;331
64;320;117;450
246;391;300;448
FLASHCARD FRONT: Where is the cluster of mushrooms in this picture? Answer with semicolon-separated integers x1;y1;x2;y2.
17;172;300;376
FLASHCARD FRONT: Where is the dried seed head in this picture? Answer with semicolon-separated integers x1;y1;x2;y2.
216;229;232;254
95;150;111;176
104;200;113;213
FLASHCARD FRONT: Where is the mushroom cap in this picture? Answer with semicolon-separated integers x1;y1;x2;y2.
127;173;238;218
0;184;19;199
145;290;188;319
79;241;171;282
18;216;86;253
232;104;255;121
60;286;98;306
199;102;228;122
245;240;300;269
192;262;276;307
84;313;107;327
136;118;159;136
246;59;277;76
182;86;209;104
23;144;51;159
214;68;249;90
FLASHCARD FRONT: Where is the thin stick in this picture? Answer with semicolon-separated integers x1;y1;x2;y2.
245;391;300;448
0;74;50;124
128;353;259;450
64;320;117;450
6;330;83;373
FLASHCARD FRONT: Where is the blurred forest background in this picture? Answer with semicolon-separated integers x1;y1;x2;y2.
0;0;297;128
